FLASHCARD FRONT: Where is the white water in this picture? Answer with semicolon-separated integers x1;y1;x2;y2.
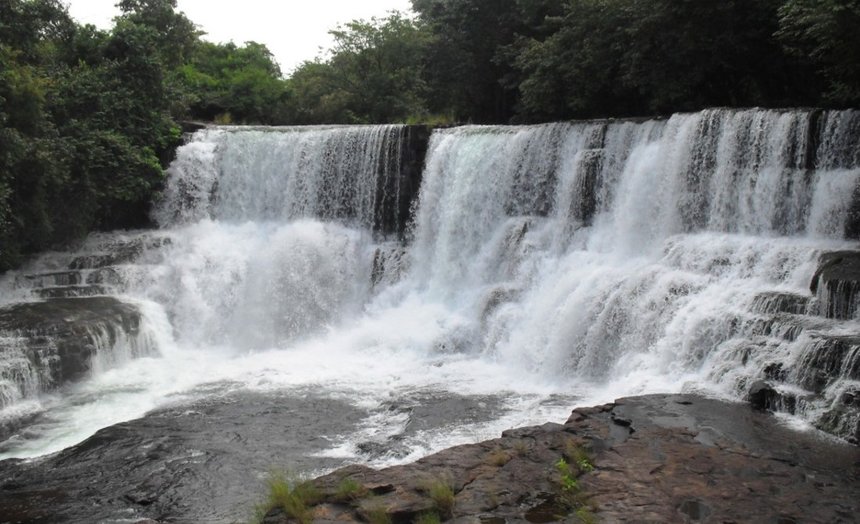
1;110;859;462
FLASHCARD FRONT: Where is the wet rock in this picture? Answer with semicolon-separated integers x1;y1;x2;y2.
479;285;519;321
0;391;369;523
811;251;860;320
371;244;409;287
262;395;860;524
750;291;810;315
747;380;790;412
817;386;860;445
68;235;171;270
795;333;860;392
35;285;108;299
0;297;144;409
368;125;429;238
569;149;603;225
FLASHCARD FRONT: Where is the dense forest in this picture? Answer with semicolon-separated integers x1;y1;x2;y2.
1;0;859;270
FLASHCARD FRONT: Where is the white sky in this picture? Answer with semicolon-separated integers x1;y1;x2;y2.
64;0;414;74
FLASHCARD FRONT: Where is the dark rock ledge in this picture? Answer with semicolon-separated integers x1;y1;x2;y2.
264;394;860;524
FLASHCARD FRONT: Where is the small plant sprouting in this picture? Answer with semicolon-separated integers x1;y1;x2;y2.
577;457;595;473
563;440;595;474
553;447;597;522
575;505;597;524
555;458;579;492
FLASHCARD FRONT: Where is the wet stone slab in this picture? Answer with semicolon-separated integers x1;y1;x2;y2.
261;394;860;524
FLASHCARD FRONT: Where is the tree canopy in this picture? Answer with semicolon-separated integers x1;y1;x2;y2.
2;0;859;270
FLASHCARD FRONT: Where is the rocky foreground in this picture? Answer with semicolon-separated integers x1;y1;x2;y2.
263;394;860;524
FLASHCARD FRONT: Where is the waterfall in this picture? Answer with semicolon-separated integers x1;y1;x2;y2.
1;111;859;461
154;125;407;234
406;108;860;441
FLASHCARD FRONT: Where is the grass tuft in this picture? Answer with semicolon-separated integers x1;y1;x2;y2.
423;478;455;519
258;472;321;524
414;511;442;524
364;500;392;524
513;439;530;456
333;477;368;502
485;447;512;467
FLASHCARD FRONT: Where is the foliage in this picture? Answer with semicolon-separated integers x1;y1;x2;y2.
553;443;596;522
178;41;286;123
3;0;859;271
0;0;184;270
509;0;819;120
116;0;199;68
410;0;553;123
777;0;860;105
280;12;429;124
563;439;594;474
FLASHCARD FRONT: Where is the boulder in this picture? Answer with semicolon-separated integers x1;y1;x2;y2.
811;251;860;320
0;297;145;409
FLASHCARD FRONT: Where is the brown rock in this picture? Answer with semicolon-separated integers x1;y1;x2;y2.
263;394;860;523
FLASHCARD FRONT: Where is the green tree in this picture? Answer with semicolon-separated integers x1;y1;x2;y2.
280;60;353;124
325;12;429;122
411;0;520;123
115;0;199;68
511;0;636;120
178;41;287;123
1;0;186;270
620;0;807;114
777;0;860;105
279;12;429;124
511;0;816;120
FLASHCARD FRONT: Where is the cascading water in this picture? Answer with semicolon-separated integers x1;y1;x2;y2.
0;111;859;519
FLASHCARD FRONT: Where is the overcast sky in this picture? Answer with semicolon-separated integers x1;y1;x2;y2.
65;0;414;74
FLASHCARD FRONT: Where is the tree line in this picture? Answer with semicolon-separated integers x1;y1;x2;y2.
1;0;858;270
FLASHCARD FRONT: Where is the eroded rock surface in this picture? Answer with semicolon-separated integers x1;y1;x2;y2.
263;394;860;523
0;297;146;411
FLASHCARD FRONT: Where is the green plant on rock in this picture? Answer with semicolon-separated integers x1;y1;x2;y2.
555;458;579;492
563;440;594;474
333;477;368;502
422;478;455;519
414;511;442;524
552;447;597;523
485;447;512;467
513;439;530;456
364;500;392;524
259;472;321;524
574;505;597;524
